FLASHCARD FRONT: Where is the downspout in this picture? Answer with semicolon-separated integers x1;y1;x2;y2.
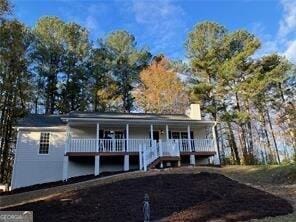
212;122;221;165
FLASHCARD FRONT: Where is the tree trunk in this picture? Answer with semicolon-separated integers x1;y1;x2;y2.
266;109;281;164
227;121;240;164
235;93;249;164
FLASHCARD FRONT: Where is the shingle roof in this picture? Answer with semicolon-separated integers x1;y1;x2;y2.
17;112;210;127
66;111;192;121
17;114;66;127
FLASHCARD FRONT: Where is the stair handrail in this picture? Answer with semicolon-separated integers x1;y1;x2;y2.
143;140;159;171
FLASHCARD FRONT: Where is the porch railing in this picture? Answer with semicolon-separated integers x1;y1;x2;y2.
142;140;158;171
173;139;215;152
129;139;151;152
67;138;152;153
99;139;126;152
69;138;97;153
67;138;215;153
161;140;180;157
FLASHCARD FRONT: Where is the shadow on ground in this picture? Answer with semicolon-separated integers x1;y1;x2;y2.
4;172;293;222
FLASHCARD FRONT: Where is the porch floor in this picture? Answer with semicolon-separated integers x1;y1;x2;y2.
65;152;139;156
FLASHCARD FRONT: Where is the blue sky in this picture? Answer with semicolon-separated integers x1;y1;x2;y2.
13;0;296;62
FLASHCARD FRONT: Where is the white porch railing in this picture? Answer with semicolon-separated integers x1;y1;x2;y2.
69;138;97;153
129;139;151;152
191;139;215;152
68;138;152;153
99;139;126;152
67;138;215;154
160;140;180;157
142;139;181;171
172;139;215;152
142;140;158;171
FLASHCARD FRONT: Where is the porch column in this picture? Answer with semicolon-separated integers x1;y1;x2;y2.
190;154;196;165
187;125;192;152
95;155;100;176
139;144;143;170
96;123;100;152
62;155;69;181
124;155;129;171
188;125;195;165
166;125;169;140
150;124;153;141
126;124;129;152
65;124;70;154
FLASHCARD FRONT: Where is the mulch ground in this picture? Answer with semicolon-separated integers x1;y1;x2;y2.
3;172;293;222
0;171;125;196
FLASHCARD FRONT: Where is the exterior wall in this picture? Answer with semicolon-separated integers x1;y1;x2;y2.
71;125;96;138
129;126;211;140
12;130;66;189
129;127;150;139
70;125;212;140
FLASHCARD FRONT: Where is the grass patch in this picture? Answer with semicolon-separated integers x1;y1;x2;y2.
221;163;296;185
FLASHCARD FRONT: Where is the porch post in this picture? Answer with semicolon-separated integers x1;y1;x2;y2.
95;155;100;176
188;125;195;165
62;155;69;181
166;124;169;140
65;124;70;154
139;144;143;170
96;123;100;152
126;123;129;152
187;125;192;151
190;154;196;165
124;155;129;171
150;124;153;141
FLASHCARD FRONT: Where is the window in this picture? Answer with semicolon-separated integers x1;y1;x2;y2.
39;132;50;154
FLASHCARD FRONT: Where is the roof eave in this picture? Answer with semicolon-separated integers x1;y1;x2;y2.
61;117;215;124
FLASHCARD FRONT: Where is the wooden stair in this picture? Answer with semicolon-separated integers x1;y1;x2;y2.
148;156;180;169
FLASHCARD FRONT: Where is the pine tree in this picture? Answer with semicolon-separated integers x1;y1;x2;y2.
103;31;151;112
0;18;33;182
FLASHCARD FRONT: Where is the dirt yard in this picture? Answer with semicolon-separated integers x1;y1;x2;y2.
1;167;294;222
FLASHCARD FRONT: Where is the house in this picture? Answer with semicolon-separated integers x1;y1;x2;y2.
11;104;220;189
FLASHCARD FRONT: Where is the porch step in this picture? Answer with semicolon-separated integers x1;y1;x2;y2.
148;156;180;169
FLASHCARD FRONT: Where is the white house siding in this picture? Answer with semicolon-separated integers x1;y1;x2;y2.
70;125;96;138
129;126;150;139
129;125;211;140
69;124;211;140
11;130;66;189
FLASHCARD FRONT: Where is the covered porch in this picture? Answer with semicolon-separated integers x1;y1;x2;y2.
64;120;217;155
61;118;220;181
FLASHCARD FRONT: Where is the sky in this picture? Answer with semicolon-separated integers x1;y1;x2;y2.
12;0;296;63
